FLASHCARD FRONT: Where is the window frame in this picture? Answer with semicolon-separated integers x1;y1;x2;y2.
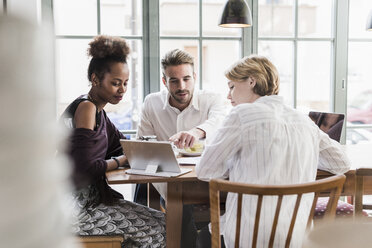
46;0;354;143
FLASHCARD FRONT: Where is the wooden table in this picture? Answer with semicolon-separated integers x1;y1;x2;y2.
106;143;372;247
106;166;201;248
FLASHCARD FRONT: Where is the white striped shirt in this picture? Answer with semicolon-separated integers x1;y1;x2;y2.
196;95;350;248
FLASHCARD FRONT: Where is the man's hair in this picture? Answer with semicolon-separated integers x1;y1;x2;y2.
161;49;194;78
225;55;279;96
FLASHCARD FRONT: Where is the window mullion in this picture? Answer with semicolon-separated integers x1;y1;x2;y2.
293;0;298;108
97;0;101;34
334;0;349;144
199;0;202;89
143;0;160;97
243;0;256;57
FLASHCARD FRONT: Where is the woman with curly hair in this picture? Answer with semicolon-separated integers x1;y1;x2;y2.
61;35;165;247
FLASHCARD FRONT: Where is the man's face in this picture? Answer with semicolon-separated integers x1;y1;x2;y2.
162;64;196;111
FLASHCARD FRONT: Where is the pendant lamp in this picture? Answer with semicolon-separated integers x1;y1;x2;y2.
219;0;252;28
367;10;372;31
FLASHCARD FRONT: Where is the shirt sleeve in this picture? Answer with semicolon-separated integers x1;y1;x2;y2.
196;109;242;181
196;93;228;138
137;97;155;138
318;130;351;174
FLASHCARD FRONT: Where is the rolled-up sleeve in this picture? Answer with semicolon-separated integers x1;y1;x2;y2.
196;93;228;138
318;130;351;174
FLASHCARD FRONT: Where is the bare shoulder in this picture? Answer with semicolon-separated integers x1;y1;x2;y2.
74;100;97;130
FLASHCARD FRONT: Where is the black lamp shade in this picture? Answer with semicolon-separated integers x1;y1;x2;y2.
367;10;372;31
219;0;252;28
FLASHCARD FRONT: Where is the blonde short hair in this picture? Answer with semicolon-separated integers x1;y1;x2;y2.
225;55;279;96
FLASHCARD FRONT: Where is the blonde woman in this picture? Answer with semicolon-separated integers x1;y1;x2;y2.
196;55;350;248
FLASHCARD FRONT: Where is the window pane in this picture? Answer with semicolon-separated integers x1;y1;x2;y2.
346;128;372;145
347;42;372;125
258;0;294;37
297;41;331;112
160;39;199;90
100;0;142;36
349;0;372;39
202;40;240;100
298;0;333;38
54;0;97;35
56;39;91;116
258;40;293;106
202;0;241;37
56;39;143;131
159;0;199;36
106;40;143;131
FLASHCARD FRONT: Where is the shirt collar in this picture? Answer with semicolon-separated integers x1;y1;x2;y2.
163;90;199;111
255;95;283;104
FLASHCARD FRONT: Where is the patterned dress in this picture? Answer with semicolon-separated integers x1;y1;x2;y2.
71;186;166;247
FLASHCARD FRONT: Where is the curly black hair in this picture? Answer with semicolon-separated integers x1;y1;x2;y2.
87;35;130;83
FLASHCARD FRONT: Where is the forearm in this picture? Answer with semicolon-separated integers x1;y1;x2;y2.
106;155;127;171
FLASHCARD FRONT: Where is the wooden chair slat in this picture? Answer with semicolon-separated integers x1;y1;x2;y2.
252;195;263;248
268;195;283;248
234;193;243;248
285;194;302;248
307;192;320;229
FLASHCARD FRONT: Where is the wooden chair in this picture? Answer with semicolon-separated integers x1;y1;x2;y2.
354;168;372;218
209;175;346;248
77;235;124;248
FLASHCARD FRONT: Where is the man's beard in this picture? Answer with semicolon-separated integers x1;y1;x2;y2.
171;90;193;104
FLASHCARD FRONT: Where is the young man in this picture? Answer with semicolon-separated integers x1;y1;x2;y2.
137;48;227;148
135;49;228;248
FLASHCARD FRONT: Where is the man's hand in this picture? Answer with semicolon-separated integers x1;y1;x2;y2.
169;128;205;149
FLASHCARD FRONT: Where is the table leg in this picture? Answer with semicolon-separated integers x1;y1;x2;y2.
354;175;364;218
147;183;160;210
166;181;183;248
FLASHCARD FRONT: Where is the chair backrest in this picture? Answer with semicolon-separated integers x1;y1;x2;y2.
209;175;346;248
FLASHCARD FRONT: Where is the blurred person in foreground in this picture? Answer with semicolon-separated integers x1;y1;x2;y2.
60;35;165;247
0;15;75;248
195;55;350;248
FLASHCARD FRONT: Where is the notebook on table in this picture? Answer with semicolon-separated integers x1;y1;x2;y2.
308;111;345;142
120;139;192;177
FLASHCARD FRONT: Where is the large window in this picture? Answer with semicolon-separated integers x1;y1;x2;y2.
53;0;241;131
53;0;143;131
159;0;241;100
257;0;334;112
347;0;372;144
51;0;372;144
